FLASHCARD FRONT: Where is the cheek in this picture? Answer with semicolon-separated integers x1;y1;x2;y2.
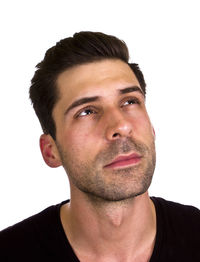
132;114;154;138
62;125;98;155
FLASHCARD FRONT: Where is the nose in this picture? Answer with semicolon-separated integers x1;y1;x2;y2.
104;109;133;141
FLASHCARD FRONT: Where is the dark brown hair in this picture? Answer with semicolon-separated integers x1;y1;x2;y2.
29;31;146;140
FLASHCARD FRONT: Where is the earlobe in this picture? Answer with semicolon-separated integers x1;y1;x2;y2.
40;134;62;168
152;127;156;139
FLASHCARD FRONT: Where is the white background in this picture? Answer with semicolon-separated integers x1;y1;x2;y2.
0;0;200;230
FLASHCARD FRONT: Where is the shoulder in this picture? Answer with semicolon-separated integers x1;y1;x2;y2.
151;196;200;257
0;200;68;260
0;203;58;237
151;196;200;224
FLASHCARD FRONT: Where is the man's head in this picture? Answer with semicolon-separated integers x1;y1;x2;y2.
29;31;146;141
29;32;155;202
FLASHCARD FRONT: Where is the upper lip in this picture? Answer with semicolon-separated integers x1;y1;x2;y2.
104;152;142;167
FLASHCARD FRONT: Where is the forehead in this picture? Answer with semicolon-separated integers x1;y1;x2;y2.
56;59;141;103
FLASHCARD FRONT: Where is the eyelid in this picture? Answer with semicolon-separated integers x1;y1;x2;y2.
74;105;98;118
120;96;141;106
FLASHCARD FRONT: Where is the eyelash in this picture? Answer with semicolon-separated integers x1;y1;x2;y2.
75;106;97;118
121;97;141;107
75;97;141;118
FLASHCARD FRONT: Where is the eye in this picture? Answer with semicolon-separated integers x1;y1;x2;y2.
121;97;140;107
75;107;97;118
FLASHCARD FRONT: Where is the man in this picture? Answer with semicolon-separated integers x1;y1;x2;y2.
0;31;199;262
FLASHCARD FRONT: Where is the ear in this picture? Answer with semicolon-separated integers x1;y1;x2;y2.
40;134;62;168
152;126;156;139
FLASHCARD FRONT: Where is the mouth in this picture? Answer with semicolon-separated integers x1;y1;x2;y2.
104;153;142;169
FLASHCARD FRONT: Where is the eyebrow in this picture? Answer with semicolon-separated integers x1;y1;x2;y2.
119;86;144;96
64;85;144;115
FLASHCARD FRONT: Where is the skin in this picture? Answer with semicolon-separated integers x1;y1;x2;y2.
40;59;156;262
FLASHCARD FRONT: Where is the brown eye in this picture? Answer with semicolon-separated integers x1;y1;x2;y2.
122;98;140;107
76;108;97;118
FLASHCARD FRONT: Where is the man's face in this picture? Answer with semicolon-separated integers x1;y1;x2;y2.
52;59;156;201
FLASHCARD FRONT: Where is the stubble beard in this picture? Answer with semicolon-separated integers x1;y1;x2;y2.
57;137;156;203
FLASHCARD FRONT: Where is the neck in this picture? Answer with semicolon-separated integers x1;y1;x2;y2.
60;190;156;262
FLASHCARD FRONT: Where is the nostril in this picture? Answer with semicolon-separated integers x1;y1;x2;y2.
113;133;120;138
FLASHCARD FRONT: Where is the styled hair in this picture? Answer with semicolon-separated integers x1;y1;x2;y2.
29;31;146;140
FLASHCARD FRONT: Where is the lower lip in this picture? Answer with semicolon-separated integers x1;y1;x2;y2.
105;157;142;169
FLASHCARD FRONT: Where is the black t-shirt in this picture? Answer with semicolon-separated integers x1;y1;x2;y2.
0;197;200;261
